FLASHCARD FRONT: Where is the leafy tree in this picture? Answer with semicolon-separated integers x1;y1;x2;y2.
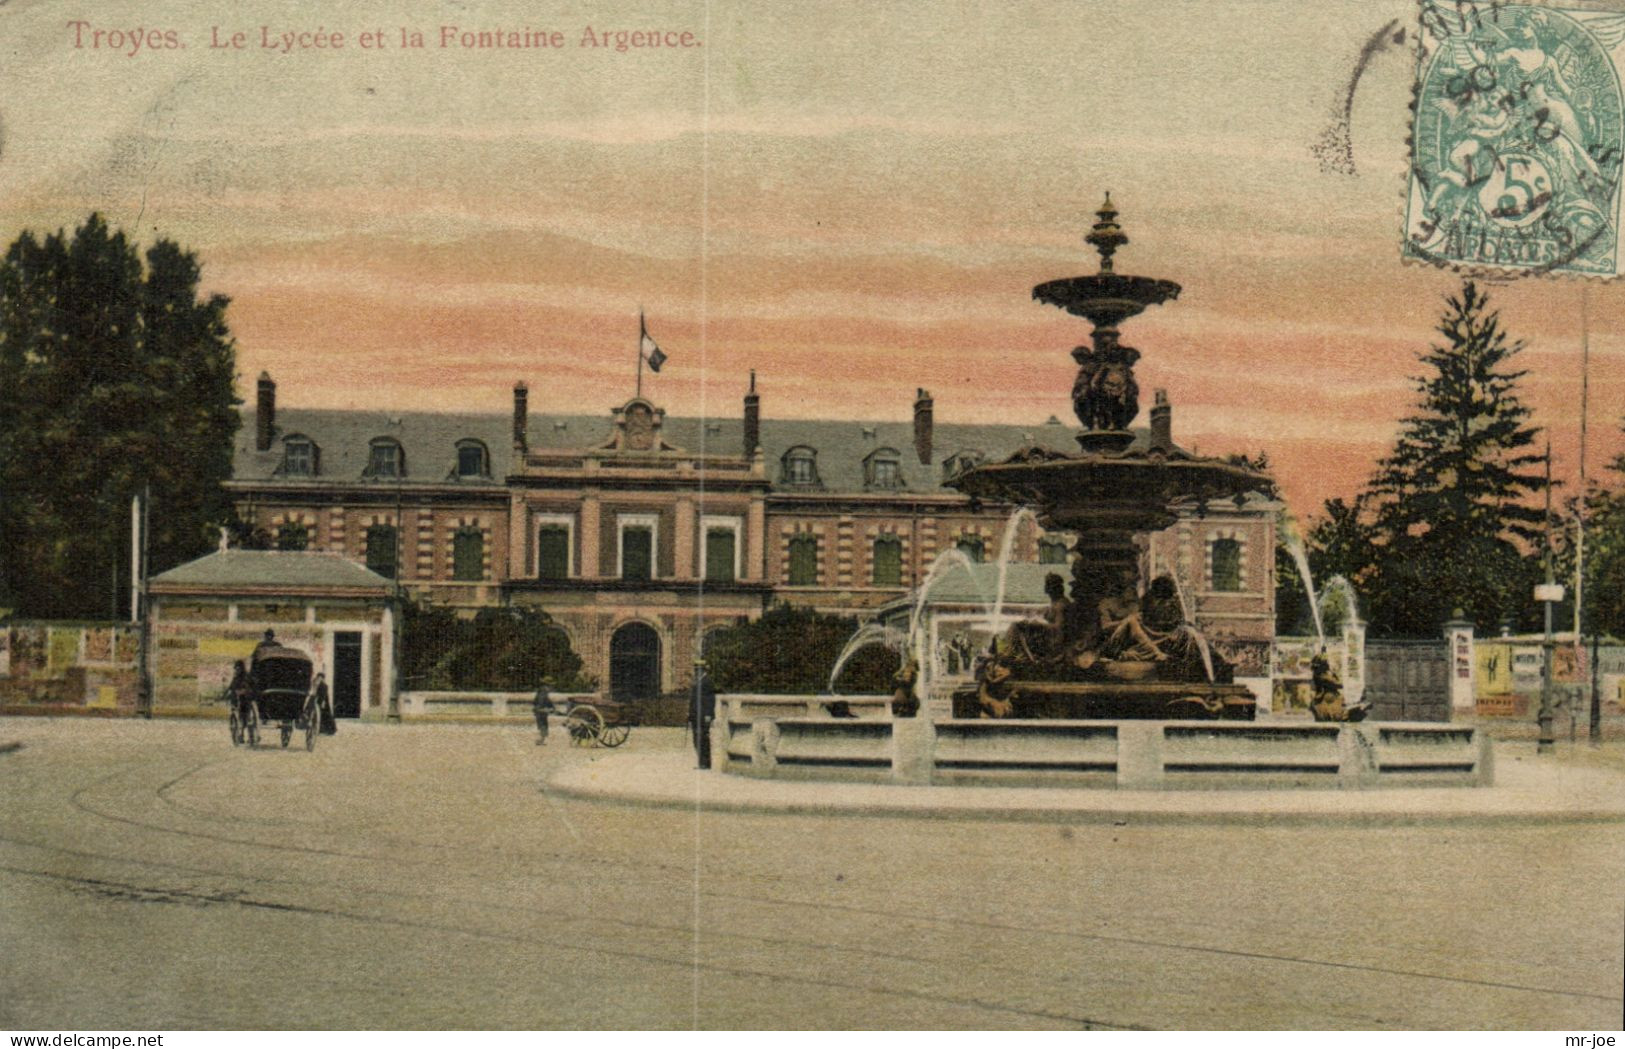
1355;281;1548;636
1307;496;1379;593
0;215;239;618
400;600;593;691
1277;495;1382;636
705;604;896;694
1273;543;1313;637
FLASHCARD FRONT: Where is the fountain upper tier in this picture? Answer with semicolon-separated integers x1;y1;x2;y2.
1032;190;1182;327
1032;273;1182;328
952;192;1272;526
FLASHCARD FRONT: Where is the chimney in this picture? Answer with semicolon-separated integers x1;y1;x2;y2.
743;371;760;457
1150;388;1172;452
512;382;528;452
255;372;276;451
913;388;933;464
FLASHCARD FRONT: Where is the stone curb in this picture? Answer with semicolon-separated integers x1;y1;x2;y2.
547;752;1625;827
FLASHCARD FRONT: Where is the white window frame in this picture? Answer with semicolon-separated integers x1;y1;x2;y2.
866;448;903;489
368;439;403;479
534;513;575;579
782;446;818;486
699;515;743;583
283;437;315;477
617;513;660;581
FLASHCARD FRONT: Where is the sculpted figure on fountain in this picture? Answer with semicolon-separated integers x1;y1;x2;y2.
1071;332;1142;432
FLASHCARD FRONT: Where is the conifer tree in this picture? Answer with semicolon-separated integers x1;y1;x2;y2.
1360;280;1547;635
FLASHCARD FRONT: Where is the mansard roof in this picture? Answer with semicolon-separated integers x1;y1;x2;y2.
234;406;1169;497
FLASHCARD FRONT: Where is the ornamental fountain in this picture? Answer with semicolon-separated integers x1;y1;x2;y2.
712;194;1493;789
946;193;1272;720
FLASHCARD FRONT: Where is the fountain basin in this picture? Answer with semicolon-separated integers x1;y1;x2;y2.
714;713;1493;791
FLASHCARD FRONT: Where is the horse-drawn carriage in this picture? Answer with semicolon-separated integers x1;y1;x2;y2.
229;645;325;751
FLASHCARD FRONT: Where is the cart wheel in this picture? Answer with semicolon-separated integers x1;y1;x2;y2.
244;704;260;748
304;701;319;752
599;723;631;748
280;724;292;748
229;706;244;747
564;704;604;746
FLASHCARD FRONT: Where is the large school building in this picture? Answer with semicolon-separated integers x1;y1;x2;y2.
224;372;1278;716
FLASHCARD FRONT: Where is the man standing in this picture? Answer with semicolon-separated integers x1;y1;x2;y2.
690;660;716;769
533;677;555;745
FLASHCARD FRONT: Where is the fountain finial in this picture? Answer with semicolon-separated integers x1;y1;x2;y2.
1085;191;1128;273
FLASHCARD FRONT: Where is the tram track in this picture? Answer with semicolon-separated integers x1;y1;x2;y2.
0;850;1137;1030
30;751;1621;1021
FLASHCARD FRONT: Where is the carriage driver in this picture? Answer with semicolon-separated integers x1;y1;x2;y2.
251;628;278;667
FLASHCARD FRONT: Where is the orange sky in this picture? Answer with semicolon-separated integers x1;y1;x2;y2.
4;0;1621;517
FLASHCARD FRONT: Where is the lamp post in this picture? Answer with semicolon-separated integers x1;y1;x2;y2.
1535;579;1563;755
1536;442;1558;755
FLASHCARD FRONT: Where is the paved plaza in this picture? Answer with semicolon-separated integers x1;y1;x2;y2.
1;716;1622;1030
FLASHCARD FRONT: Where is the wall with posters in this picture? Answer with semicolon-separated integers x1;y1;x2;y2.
1473;636;1625;718
0;622;140;713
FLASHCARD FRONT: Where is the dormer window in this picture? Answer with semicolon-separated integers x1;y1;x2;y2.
367;438;404;479
455;439;489;479
282;435;318;477
781;445;820;486
865;448;903;489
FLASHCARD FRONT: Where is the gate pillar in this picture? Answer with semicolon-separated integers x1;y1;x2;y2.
1444;613;1475;713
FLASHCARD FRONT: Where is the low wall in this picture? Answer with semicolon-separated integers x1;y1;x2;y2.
715;717;1493;790
719;694;891;721
399;690;595;720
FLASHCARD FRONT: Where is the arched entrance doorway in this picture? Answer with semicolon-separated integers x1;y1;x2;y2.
610;622;661;703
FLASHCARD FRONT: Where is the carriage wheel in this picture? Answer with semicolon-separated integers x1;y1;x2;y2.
304;700;319;752
229;706;244;747
280;724;292;748
598;723;631;748
244;704;260;748
563;704;604;747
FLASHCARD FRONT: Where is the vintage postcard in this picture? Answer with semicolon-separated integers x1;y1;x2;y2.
0;0;1622;1036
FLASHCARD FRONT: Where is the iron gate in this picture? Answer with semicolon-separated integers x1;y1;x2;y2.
1363;639;1450;722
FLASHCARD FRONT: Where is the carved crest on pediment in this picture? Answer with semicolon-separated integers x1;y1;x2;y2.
600;398;680;453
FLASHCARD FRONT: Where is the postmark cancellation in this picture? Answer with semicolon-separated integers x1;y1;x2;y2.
1405;0;1625;277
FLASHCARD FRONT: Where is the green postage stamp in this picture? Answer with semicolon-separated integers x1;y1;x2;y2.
1405;0;1625;276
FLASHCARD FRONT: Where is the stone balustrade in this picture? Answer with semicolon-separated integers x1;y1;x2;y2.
398;690;595;719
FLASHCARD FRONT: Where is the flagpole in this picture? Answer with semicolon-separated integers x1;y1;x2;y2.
636;309;644;400
1579;285;1599;745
